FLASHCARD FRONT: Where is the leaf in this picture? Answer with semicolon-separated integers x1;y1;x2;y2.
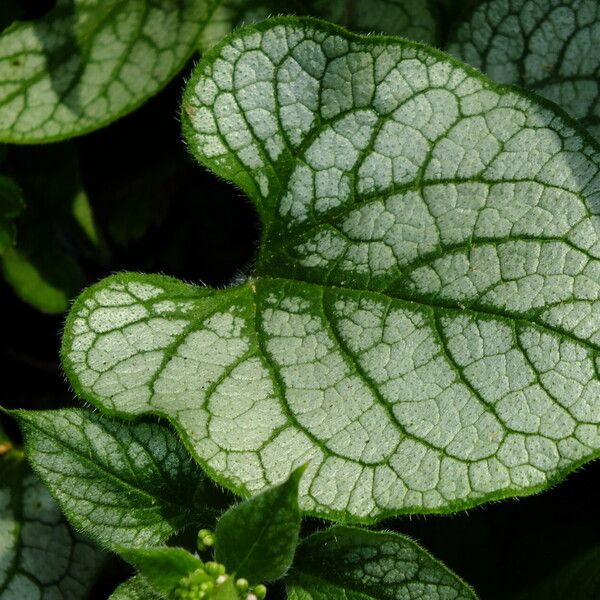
0;453;105;599
118;553;242;600
211;578;241;600
2;246;83;313
287;526;478;600
1;144;102;313
120;547;202;597
199;0;438;51
63;17;600;521
515;544;600;600
215;466;304;583
448;0;600;141
16;408;227;552
0;0;217;143
109;576;163;600
0;174;23;254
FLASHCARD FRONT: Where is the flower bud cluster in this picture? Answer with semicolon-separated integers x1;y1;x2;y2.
173;558;267;600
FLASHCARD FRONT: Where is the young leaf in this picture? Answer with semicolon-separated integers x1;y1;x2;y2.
109;576;163;600
15;408;226;552
0;453;105;599
199;0;438;51
120;547;203;597
0;0;218;143
0;174;23;254
63;17;600;522
448;0;600;140
215;466;304;583
287;526;478;600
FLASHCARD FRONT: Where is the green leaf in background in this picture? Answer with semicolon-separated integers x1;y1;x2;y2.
449;0;600;141
287;526;478;600
120;547;203;598
16;408;226;553
0;0;218;143
109;576;163;600
215;466;304;584
515;544;600;600
0;452;105;599
0;174;23;254
200;0;438;51
63;17;600;522
2;144;104;313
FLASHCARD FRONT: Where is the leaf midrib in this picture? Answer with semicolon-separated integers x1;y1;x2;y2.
254;275;600;357
20;416;200;522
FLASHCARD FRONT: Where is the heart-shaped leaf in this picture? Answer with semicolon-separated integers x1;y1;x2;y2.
0;0;218;143
0;452;105;599
449;0;600;141
63;17;600;522
287;526;478;600
199;0;438;51
16;408;228;552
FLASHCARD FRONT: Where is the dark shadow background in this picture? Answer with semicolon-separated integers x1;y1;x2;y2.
0;2;599;599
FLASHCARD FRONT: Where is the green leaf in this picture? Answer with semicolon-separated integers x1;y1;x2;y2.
120;547;203;597
515;544;600;600
109;576;164;600
448;0;600;141
210;578;241;600
215;466;304;583
2;246;83;313
287;526;478;600
1;144;103;313
0;174;23;254
0;0;218;143
63;17;600;521
15;408;226;552
0;454;105;599
200;0;438;51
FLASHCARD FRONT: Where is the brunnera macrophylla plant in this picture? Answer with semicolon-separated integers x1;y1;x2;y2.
1;8;600;600
62;16;600;521
11;410;477;600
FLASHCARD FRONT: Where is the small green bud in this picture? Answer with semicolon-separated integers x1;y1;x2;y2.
253;584;267;600
236;578;249;593
197;528;216;551
205;561;226;576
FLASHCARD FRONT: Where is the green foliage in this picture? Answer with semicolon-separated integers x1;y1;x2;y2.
120;547;204;598
0;449;106;599
16;408;226;552
1;144;103;313
287;526;478;599
62;17;600;524
3;3;600;599
449;0;600;140
107;468;477;599
0;0;218;143
199;0;438;50
215;467;304;584
109;576;164;600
